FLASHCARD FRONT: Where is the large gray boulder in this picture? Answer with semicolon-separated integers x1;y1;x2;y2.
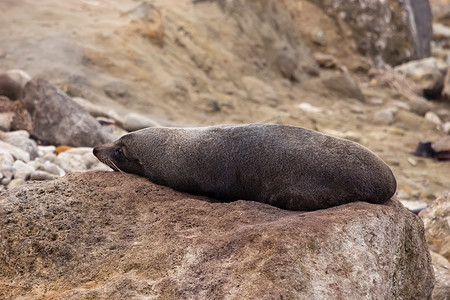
21;78;114;147
309;0;432;66
0;172;434;299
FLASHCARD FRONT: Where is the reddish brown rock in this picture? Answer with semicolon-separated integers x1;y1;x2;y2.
0;96;33;132
0;172;434;299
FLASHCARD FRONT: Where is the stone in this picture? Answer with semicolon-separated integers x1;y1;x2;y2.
373;107;398;125
430;251;450;300
322;73;365;101
420;192;450;260
123;113;160;131
298;102;322;113
395;57;444;99
55;147;105;172
310;28;326;46
0;130;39;160
443;122;450;134
399;199;429;213
310;0;432;66
433;23;450;41
409;97;432;116
40;161;66;176
37;146;57;163
0;96;33;132
21;78;114;147
0;140;30;162
0;172;435;299
0;69;31;100
0;112;14;131
425;111;442;127
271;42;300;81
6;178;25;189
30;170;59;181
432;135;450;153
312;52;338;68
12;160;35;180
122;1;164;47
442;66;450;102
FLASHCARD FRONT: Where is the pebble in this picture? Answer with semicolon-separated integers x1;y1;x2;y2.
373;107;397;125
7;178;25;189
12;160;34;180
298;102;322;113
30;171;59;181
443;122;450;134
399;199;429;212
424;111;442;127
0;140;30;162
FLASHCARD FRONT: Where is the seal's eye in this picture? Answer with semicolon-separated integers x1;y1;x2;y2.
116;148;124;157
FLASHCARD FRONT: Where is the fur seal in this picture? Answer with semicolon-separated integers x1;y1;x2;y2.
93;124;397;210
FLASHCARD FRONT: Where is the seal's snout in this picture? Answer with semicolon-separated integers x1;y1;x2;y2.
93;146;100;157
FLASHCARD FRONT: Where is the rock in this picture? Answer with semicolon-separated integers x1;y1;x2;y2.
39;161;66;176
442;66;450;102
430;251;450;300
431;0;450;24
311;0;432;66
432;135;450;153
420;192;450;260
22;78;114;147
312;52;337;69
433;23;450;41
6;178;25;189
37;145;57;163
0;172;435;299
123;112;160;131
322;73;365;101
410;97;432;116
30;170;60;181
0;69;31;100
54;145;75;154
122;1;165;47
0;140;30;162
271;42;300;81
399;199;429;213
425;111;443;128
12;160;35;180
0;96;33;132
0;153;14;183
0;130;39;160
0;112;14;131
443;122;450;134
395;57;444;99
373;107;397;125
298;102;322;113
310;28;326;46
55;147;106;172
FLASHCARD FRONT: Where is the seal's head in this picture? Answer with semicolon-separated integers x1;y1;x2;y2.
93;137;145;176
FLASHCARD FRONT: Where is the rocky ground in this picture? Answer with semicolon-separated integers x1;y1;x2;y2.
0;0;449;298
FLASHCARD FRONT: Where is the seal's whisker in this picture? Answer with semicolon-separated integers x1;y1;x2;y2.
108;159;125;174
